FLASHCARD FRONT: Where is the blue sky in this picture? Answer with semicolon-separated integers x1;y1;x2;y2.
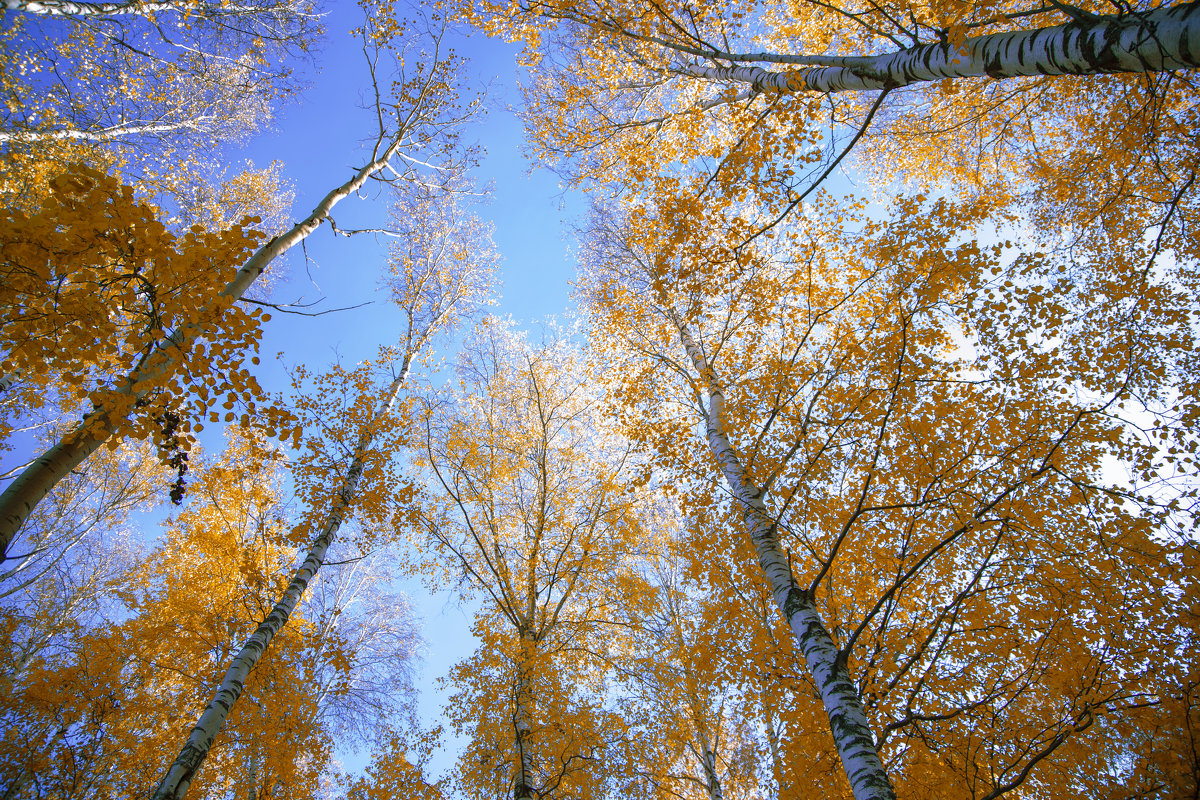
226;2;586;781
237;5;582;365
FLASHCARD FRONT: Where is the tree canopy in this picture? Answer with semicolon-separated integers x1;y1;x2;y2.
0;0;1197;799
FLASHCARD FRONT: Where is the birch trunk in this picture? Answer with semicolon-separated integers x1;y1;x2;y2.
512;633;538;800
761;695;786;796
683;0;1200;94
149;366;409;800
0;121;206;145
700;745;722;800
245;747;258;800
691;714;722;800
0;133;412;561
683;676;722;800
670;314;895;800
2;0;283;17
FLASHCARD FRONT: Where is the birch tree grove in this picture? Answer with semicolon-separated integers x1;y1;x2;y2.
2;0;1199;793
434;0;1200;792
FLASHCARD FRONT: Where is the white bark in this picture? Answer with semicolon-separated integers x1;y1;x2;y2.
689;704;722;800
0;130;416;561
669;312;895;800
150;366;410;800
2;0;289;18
513;636;538;800
683;0;1200;94
761;696;785;795
149;157;489;799
0;120;205;145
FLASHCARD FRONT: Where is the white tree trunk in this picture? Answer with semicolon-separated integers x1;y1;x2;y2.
761;695;786;795
695;729;722;800
0;132;413;561
512;633;538;800
0;121;204;145
670;314;895;800
2;0;275;17
683;681;722;800
684;0;1200;94
150;367;409;800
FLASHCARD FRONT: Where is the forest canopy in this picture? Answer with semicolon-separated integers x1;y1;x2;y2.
0;0;1197;799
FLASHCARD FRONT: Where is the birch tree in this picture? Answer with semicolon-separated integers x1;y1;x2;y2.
0;431;350;800
416;319;641;800
0;0;319;201
579;186;1199;798
474;0;1199;200
616;540;766;800
152;185;495;799
474;0;1200;789
0;17;480;561
474;0;1200;322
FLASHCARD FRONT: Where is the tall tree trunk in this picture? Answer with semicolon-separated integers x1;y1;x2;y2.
699;744;722;800
683;0;1200;93
690;707;722;800
0;133;414;561
2;0;274;18
150;366;409;800
512;633;538;800
669;312;895;800
0;121;206;144
246;745;258;800
682;670;722;800
761;694;787;798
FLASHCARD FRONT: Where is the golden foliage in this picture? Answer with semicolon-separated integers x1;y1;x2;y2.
0;165;277;468
0;431;349;799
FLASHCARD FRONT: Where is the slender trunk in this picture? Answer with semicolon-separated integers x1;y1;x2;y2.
700;744;722;800
669;313;895;800
761;695;786;798
681;666;722;800
683;0;1200;94
512;633;537;800
690;713;722;800
246;746;258;800
2;0;268;17
0;121;204;145
150;367;409;800
0;133;413;561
